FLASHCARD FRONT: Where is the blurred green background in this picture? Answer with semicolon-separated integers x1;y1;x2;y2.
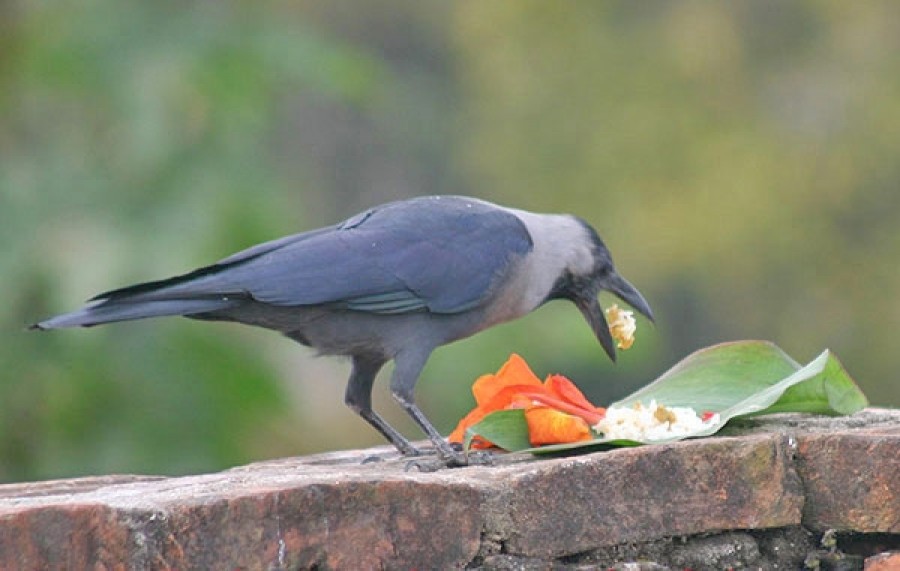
3;1;898;483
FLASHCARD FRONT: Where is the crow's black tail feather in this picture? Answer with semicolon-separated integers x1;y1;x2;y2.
31;297;240;330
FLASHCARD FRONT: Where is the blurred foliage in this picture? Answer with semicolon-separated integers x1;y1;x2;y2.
453;0;900;406
1;0;897;482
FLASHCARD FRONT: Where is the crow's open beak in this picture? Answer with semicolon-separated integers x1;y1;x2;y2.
575;271;654;362
575;296;618;362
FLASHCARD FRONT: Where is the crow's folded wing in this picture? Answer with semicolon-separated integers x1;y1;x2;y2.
94;197;533;315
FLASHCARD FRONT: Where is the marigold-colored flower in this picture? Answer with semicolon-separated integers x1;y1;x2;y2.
449;354;605;449
525;407;593;446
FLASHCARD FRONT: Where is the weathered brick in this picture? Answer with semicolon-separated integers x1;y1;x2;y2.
865;551;900;570
489;434;804;557
797;429;900;533
0;462;486;569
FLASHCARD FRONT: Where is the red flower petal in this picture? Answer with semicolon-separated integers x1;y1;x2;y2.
544;374;600;412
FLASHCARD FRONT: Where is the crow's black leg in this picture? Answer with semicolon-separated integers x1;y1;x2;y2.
345;354;421;456
390;349;472;467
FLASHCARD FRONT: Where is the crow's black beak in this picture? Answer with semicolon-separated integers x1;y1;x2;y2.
575;271;654;363
605;272;654;323
575;296;618;362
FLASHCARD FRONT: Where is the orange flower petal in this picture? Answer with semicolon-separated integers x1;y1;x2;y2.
448;383;548;443
544;374;597;412
507;394;534;410
517;390;604;425
472;353;542;405
524;407;593;446
468;438;495;450
450;354;606;449
448;406;490;443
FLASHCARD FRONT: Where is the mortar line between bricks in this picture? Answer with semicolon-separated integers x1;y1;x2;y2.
465;476;516;565
778;431;810;528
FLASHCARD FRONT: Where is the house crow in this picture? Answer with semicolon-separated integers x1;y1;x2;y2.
32;195;653;465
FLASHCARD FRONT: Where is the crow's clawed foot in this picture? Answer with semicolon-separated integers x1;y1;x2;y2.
465;450;494;466
403;446;494;472
404;457;443;472
361;443;423;465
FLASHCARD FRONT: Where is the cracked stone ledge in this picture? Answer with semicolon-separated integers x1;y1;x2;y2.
0;408;896;569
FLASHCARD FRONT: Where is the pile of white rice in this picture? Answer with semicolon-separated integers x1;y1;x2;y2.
593;400;719;441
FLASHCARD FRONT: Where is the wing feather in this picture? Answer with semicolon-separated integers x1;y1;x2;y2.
94;196;533;315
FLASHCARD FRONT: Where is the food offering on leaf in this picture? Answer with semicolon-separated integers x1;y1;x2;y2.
453;342;868;455
448;354;721;449
605;304;637;350
593;400;720;442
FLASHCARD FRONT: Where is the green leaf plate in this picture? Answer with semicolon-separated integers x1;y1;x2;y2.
464;341;868;455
